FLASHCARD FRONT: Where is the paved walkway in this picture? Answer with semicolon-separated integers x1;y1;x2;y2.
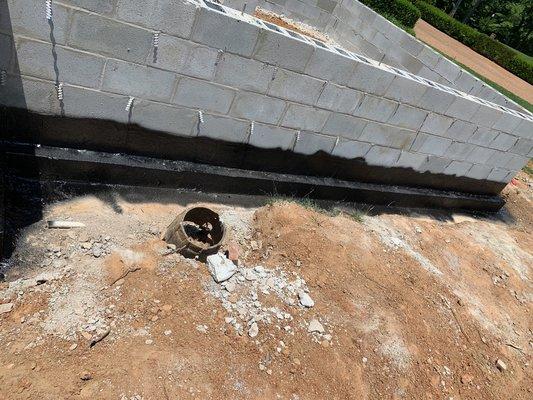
414;20;533;104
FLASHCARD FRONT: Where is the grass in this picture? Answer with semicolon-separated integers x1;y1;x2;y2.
523;164;533;177
266;195;374;222
426;44;533;113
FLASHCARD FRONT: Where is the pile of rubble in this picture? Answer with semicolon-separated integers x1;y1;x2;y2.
204;252;331;344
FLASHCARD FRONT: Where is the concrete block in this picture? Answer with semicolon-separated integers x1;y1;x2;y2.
513;118;533;140
364;145;401;167
466;164;492;180
399;33;424;57
490;132;518;151
469;104;503;128
347;62;396;96
492;111;523;133
293;131;336;155
444;96;481;121
5;0;69;44
0;34;12;70
281;103;329;131
316;0;337;13
417;46;440;69
396;151;427;170
453;70;476;94
172;77;235;113
485;150;514;168
131;101;198;136
61;0;117;14
69;11;153;63
321;113;367;140
352;94;398;123
331;139;371;159
215;53;276;93
505;154;529;170
419;156;451;174
415;86;455;114
468;127;499;146
384;75;428;106
249;123;296;150
410;133;452;157
304;46;357;86
268;69;325;105
316;83;363;114
444;160;473;176
443;142;475;161
387;104;427;131
510;138;533;156
487;168;511;183
150;35;218;80
468;146;496;164
253;28;314;72
62;85;129;123
1;76;60;114
433;58;461;83
102;60;177;102
230;91;286;124
15;38;105;89
359;122;416;150
116;0;196;38
191;6;260;57
198;113;249;143
445;120;477;142
420;113;454;136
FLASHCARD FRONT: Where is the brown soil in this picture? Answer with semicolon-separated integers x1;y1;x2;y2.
254;8;331;44
0;172;532;399
414;20;533;104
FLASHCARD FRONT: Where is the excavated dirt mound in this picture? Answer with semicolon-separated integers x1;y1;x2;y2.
0;171;531;399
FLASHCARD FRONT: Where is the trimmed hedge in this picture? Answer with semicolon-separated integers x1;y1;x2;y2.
412;0;533;85
359;0;421;29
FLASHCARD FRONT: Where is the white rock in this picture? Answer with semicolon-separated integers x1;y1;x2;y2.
224;281;236;293
248;322;259;338
496;359;507;372
298;291;314;308
308;319;324;334
206;253;237;283
0;303;13;314
164;330;172;336
196;324;208;333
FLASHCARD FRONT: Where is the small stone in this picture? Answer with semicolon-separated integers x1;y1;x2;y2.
81;242;92;250
461;374;474;384
259;364;266;371
415;226;422;234
80;371;92;381
166;243;177;251
206;253;237;283
266;369;272;375
293;358;300;366
0;303;13;314
81;331;93;341
224;317;235;324
296;260;301;267
145;339;153;345
250;240;261;250
92;247;102;258
496;359;507;372
164;330;172;336
196;324;208;334
362;357;368;363
69;343;78;351
224;281;236;293
248;322;259;338
226;242;240;264
308;319;324;334
298;291;314;308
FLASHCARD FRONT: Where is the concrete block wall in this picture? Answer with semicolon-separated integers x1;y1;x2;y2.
1;0;532;190
224;0;528;113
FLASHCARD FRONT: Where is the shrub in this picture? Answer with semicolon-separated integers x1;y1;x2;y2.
412;0;533;84
359;0;421;29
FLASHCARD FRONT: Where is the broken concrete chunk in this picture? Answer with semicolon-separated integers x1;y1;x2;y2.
496;359;507;372
206;253;237;283
248;322;259;338
308;319;324;334
0;303;13;314
298;290;314;308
